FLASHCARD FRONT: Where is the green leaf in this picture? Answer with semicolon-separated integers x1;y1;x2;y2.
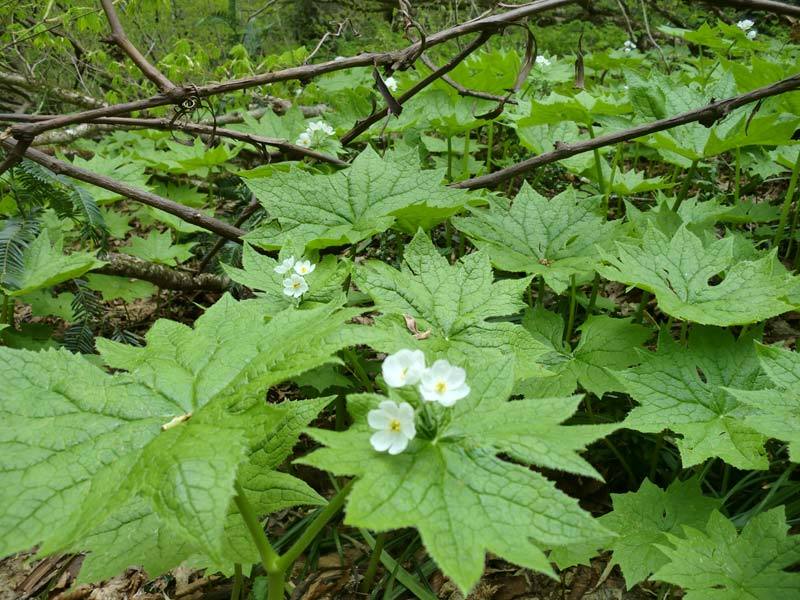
653;507;800;599
598;225;797;326
85;274;156;302
69;153;152;204
453;185;621;294
1;230;104;297
124;229;196;266
244;146;472;250
299;356;613;594
353;230;548;380
517;308;651;397
0;295;356;579
618;326;769;469
726;343;800;461
552;478;721;587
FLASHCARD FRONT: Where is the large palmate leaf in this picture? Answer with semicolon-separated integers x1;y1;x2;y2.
726;343;800;461
598;225;797;326
618;327;769;469
353;230;547;380
517;308;651;397
299;356;614;594
223;244;349;314
551;478;721;588
453;185;621;294
653;507;800;599
0;229;104;297
0;295;356;580
244;146;473;250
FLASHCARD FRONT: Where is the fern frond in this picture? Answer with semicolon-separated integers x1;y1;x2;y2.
0;216;40;290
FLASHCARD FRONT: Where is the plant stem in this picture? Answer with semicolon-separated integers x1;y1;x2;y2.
0;292;8;325
734;146;741;204
267;572;284;600
277;480;354;571
335;395;347;431
234;481;280;574
773;150;800;251
649;432;665;481
359;531;387;593
633;290;650;324
462;129;470;179
485;121;494;173
537;275;545;307
587;124;606;197
564;275;577;344
446;136;453;182
231;563;243;600
672;160;698;212
358;530;438;600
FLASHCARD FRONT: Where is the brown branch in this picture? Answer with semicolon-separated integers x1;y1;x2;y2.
94;253;229;291
0;71;105;109
197;198;263;273
0;113;347;166
341;32;493;144
696;0;800;18
453;70;800;189
1;139;246;242
100;0;176;93
10;0;576;140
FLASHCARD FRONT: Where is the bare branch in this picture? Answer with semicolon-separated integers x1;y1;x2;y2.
453;70;800;189
100;0;176;93
1;139;246;242
10;0;576;140
341;32;493;144
0;71;106;109
696;0;800;18
95;253;229;292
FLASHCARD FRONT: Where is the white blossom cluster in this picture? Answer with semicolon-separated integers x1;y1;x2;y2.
368;349;470;455
295;120;336;148
623;40;637;53
535;55;552;68
275;256;316;298
384;76;398;92
737;19;757;40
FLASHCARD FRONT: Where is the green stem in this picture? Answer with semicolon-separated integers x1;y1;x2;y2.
0;293;8;325
267;572;284;600
679;321;688;345
773;150;800;251
446;136;453;182
358;530;438;600
734;146;741;205
672;160;698;212
564;275;577;345
634;290;650;324
234;481;280;574
537;275;545;308
276;480;354;571
359;532;388;593
231;563;243;600
485;121;494;174
649;432;665;481
587;124;606;197
335;395;347;431
585;397;636;486
462;129;471;179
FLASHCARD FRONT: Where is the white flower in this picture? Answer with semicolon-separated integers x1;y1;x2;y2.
274;256;296;274
382;349;426;388
293;259;316;276
623;40;637;53
333;55;345;62
306;120;335;136
737;19;755;31
746;29;757;40
535;55;552;67
283;273;308;298
295;132;312;147
384;76;398;92
368;400;416;454
418;359;470;407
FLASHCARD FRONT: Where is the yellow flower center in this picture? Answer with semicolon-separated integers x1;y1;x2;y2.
389;419;402;432
435;381;447;394
292;281;301;288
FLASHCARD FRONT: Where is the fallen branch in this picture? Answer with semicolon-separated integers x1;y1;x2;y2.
100;0;176;93
341;32;493;144
696;0;800;18
0;113;347;166
453;70;800;189
95;253;229;291
1;139;246;242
